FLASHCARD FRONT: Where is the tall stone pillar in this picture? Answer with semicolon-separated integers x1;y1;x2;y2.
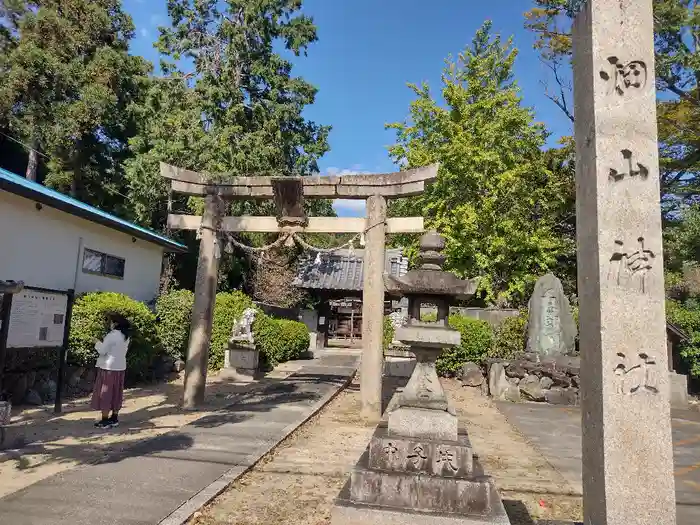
361;194;387;420
183;192;222;409
573;1;676;524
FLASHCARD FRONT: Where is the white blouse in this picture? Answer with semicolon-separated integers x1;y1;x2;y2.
95;330;130;371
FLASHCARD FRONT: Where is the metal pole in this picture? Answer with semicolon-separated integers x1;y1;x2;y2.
54;289;75;414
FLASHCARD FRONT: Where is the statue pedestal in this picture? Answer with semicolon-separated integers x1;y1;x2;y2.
331;422;510;525
221;340;260;382
331;325;510;524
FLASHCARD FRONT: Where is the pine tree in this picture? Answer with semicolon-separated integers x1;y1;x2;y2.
125;0;331;226
0;0;149;211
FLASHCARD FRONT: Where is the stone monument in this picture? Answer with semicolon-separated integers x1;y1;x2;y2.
526;273;577;358
573;1;676;524
331;231;510;525
221;308;260;381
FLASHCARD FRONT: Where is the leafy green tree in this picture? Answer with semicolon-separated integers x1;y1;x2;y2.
387;22;574;307
0;0;149;211
524;0;700;217
665;204;700;273
125;0;331;227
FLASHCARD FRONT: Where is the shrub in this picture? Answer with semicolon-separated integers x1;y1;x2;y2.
666;300;700;379
69;292;162;382
275;319;310;361
155;289;194;360
383;316;395;351
253;314;285;367
490;310;528;360
210;291;255;370
436;315;493;376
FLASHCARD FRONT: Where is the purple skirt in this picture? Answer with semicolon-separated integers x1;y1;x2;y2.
91;369;126;412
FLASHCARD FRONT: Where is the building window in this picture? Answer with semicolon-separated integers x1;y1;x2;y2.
82;248;126;279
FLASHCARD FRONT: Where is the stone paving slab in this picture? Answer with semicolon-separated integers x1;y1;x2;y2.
0;353;358;525
496;402;700;525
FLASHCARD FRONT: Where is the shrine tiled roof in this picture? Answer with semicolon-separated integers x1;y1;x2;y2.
293;248;408;291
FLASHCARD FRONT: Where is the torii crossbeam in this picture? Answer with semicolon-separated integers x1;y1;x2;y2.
161;162;438;417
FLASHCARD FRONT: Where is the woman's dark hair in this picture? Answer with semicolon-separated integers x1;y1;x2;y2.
108;313;131;339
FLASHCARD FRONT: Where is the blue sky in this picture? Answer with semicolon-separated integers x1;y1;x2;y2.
123;0;573;217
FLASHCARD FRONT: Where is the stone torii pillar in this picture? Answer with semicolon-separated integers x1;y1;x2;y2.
360;195;386;419
161;163;438;412
573;1;676;524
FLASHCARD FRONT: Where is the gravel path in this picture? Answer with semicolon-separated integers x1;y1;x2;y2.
193;379;583;525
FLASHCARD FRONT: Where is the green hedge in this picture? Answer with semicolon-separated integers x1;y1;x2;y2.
69;292;162;382
436;315;493;376
383;316;395;351
666;300;700;378
276;319;310;361
155;289;194;360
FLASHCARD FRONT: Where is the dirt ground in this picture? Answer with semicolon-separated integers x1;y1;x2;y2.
0;361;303;499
193;378;583;525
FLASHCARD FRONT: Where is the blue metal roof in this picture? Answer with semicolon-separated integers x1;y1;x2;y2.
0;167;187;253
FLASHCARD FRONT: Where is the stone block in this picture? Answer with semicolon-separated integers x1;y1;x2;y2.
226;347;259;369
544;387;578;406
550;370;571;387
385;345;414;358
368;425;474;478
25;389;42;406
539;376;553;390
519;377;544;402
349;467;498;516
670;372;689;408
504;385;521;403
395;325;461;349
505;362;527;379
331;501;511;525
384;357;416;378
488;362;510;400
554;355;580;376
461;362;484;387
388;407;458;442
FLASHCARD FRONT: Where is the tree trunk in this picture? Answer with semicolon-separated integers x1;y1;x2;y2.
25;140;39;181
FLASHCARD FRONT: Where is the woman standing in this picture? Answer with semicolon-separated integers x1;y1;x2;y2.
91;314;131;429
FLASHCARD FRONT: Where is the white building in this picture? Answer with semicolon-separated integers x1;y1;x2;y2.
0;167;186;302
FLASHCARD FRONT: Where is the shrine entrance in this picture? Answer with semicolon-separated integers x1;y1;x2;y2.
161;162;438;419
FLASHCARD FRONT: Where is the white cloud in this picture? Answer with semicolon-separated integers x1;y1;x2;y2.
326;167;377;218
333;199;367;217
140;28;150;38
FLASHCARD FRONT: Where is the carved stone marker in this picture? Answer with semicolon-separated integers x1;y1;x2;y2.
573;1;676;524
526;273;577;358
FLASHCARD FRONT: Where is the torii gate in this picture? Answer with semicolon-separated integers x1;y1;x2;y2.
160;162;438;418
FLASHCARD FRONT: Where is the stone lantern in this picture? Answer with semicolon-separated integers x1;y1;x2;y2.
331;231;510;524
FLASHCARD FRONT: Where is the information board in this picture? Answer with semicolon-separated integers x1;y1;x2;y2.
6;290;68;348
